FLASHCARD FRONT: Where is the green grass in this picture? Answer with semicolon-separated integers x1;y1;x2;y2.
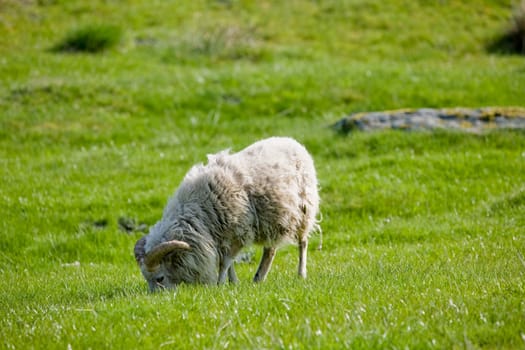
52;24;123;53
1;0;525;348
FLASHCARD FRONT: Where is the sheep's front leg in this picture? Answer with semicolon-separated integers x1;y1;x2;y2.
298;239;308;279
219;243;242;285
218;256;234;284
253;247;276;282
228;264;239;284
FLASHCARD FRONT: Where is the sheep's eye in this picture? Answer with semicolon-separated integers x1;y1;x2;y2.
156;276;165;284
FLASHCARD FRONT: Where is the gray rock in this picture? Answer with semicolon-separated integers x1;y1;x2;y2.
333;107;525;133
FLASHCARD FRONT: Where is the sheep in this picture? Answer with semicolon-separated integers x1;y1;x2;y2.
134;137;320;291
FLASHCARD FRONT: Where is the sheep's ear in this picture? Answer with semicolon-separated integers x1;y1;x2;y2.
144;240;191;272
134;236;147;265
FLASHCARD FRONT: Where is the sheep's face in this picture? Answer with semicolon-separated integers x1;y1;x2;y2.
135;237;218;292
141;251;217;292
140;263;177;291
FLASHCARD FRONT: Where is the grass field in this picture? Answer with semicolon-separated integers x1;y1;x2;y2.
1;0;525;348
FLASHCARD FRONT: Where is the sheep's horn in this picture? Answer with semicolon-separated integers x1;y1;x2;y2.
134;237;147;264
144;240;191;271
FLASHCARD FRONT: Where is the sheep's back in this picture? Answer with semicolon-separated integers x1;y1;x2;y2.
234;137;319;246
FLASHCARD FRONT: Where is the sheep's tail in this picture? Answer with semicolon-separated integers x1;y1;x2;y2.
314;211;323;250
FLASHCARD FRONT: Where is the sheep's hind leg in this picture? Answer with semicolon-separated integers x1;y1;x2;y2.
253;247;276;282
298;239;308;279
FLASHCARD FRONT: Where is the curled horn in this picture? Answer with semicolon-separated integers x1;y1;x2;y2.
134;237;147;265
144;240;191;271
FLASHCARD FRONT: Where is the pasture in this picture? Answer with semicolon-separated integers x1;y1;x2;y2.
1;1;524;348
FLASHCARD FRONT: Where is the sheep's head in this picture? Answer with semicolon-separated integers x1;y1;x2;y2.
134;236;217;292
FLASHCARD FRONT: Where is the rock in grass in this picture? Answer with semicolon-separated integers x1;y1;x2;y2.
118;217;148;234
332;107;525;134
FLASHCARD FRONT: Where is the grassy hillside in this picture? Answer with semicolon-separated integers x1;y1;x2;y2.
1;0;524;348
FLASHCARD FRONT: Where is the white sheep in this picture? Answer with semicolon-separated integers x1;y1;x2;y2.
134;137;320;291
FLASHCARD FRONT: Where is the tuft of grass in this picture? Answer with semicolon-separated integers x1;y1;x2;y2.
514;0;525;52
53;24;122;53
488;0;525;54
142;23;271;64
